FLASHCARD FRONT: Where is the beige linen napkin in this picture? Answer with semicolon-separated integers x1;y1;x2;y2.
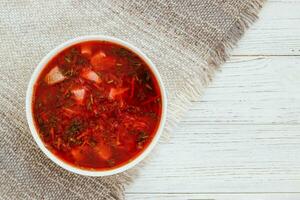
0;0;265;199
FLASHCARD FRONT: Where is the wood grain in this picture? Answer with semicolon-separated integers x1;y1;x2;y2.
187;56;300;124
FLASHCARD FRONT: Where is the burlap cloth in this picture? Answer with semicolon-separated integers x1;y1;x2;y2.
0;0;265;199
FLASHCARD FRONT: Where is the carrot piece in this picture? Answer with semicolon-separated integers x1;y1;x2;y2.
40;112;48;121
116;132;121;146
130;77;135;99
62;107;79;117
108;87;129;100
76;130;89;140
56;138;62;149
81;45;92;57
141;96;160;105
95;143;112;160
91;51;116;71
91;51;106;67
71;148;84;161
50;128;55;141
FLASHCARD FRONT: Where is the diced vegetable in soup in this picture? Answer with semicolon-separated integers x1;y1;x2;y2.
32;41;162;170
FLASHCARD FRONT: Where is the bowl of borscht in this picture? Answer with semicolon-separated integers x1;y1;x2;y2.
26;35;167;176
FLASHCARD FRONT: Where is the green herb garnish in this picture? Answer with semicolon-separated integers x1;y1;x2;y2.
117;48;131;57
67;119;83;135
145;84;153;90
64;56;72;63
137;131;149;143
69;137;83;146
87;101;92;111
95;71;103;78
146;111;158;119
37;116;43;126
62;68;75;77
89;138;97;147
107;159;115;167
76;56;86;65
141;71;150;83
137;131;149;149
65;90;71;98
64;48;79;64
49;116;57;126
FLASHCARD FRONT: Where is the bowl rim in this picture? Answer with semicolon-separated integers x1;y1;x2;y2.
25;35;167;176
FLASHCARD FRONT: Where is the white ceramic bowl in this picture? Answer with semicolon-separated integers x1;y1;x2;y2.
26;35;167;176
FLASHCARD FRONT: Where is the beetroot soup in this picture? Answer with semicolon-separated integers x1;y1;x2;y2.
32;41;162;170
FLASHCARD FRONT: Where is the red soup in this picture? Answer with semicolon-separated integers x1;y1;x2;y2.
32;41;162;170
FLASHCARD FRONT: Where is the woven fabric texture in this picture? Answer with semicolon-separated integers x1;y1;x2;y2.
0;0;265;199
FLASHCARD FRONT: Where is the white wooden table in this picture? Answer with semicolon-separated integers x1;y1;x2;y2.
126;1;300;199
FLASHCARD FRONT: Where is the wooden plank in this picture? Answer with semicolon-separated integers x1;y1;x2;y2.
127;193;300;200
232;1;300;55
186;56;300;124
126;124;300;193
125;56;300;193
